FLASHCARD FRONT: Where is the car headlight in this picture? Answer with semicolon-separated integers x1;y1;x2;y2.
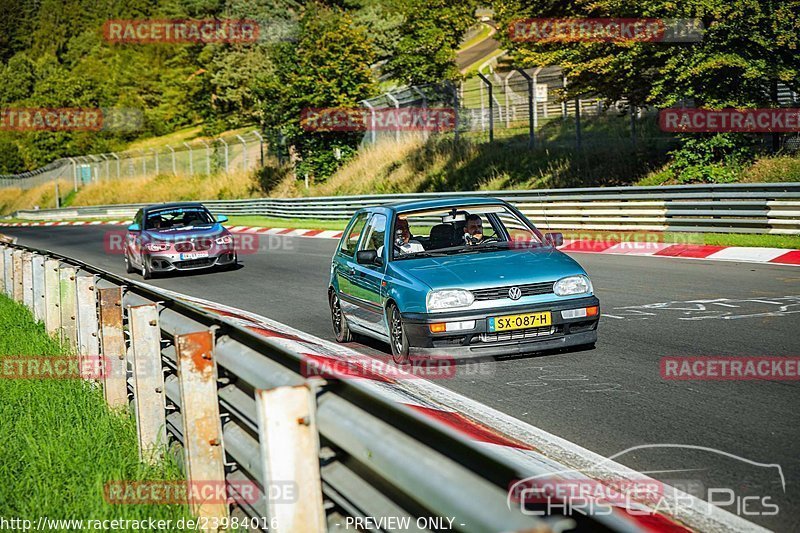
553;275;592;296
215;235;233;245
426;289;475;311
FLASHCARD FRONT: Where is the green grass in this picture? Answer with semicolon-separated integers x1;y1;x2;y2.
0;295;194;526
226;215;348;231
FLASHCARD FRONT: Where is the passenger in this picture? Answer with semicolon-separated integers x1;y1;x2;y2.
379;217;424;256
463;214;485;245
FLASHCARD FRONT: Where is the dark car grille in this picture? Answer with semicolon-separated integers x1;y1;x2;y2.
476;326;557;343
194;239;213;251
471;281;554;301
174;258;215;269
175;241;193;252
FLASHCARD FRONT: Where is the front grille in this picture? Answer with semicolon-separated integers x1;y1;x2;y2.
471;281;554;301
194;239;213;251
175;241;193;252
174;258;215;269
476;326;556;343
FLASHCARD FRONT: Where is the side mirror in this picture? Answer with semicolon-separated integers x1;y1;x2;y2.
216;215;229;223
544;232;564;247
356;249;383;266
127;223;141;232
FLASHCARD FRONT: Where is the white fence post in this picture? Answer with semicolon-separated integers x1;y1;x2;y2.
22;252;34;310
255;384;325;533
0;245;6;295
12;250;24;302
129;304;167;464
59;265;78;349
32;254;45;322
44;259;61;335
76;275;100;379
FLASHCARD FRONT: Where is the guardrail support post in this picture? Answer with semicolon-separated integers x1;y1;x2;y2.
59;265;78;349
44;259;61;335
22;252;34;310
99;287;127;409
176;330;229;524
12;250;24;302
0;245;6;295
255;384;325;533
76;275;100;379
129;304;167;464
32;255;45;322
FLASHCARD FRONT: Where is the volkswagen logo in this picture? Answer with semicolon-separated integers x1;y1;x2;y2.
508;286;522;300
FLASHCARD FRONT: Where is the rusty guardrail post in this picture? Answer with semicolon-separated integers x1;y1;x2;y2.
44;259;61;336
99;287;127;409
175;330;229;525
32;254;46;322
255;384;325;533
12;250;24;302
129;304;167;464
22;252;34;310
76;275;100;379
59;265;78;349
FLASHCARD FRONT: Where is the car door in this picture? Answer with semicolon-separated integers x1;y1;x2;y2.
334;212;370;329
126;209;144;266
352;213;389;336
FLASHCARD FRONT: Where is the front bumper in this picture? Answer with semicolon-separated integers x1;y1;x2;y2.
146;249;237;272
403;296;599;358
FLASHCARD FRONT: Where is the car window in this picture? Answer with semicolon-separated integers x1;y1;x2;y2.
358;214;387;252
339;213;369;257
144;207;215;230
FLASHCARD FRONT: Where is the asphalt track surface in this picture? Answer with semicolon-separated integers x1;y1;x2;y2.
4;225;799;531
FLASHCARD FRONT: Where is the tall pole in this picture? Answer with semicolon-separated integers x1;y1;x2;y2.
477;73;493;143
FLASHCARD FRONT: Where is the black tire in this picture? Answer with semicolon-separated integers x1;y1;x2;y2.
124;252;135;274
388;304;410;365
141;255;153;280
330;291;352;343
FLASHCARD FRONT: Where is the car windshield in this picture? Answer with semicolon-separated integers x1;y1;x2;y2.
393;204;542;259
145;207;215;230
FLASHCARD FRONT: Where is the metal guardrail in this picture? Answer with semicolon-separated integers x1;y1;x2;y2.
0;241;637;532
10;182;800;235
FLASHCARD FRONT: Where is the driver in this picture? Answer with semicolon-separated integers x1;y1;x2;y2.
463;214;485;245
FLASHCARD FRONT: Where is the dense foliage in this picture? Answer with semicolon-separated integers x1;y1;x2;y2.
492;0;800;181
0;0;474;178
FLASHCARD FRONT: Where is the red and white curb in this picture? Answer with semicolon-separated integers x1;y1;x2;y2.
2;221;798;266
140;283;765;533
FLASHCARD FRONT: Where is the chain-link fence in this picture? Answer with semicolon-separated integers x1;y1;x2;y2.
361;67;800;152
0;130;264;191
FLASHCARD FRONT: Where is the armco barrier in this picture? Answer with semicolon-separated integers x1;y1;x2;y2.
0;240;643;532
10;182;800;235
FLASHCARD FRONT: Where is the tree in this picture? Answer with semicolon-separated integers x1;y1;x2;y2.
257;3;377;180
384;0;478;85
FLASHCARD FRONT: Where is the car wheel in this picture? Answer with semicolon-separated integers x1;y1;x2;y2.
141;255;153;280
124;252;135;274
330;292;352;342
388;304;410;365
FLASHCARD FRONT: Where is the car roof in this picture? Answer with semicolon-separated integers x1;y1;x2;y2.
143;202;206;213
383;197;507;214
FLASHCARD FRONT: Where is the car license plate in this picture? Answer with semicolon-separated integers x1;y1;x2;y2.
180;251;209;260
488;311;551;332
